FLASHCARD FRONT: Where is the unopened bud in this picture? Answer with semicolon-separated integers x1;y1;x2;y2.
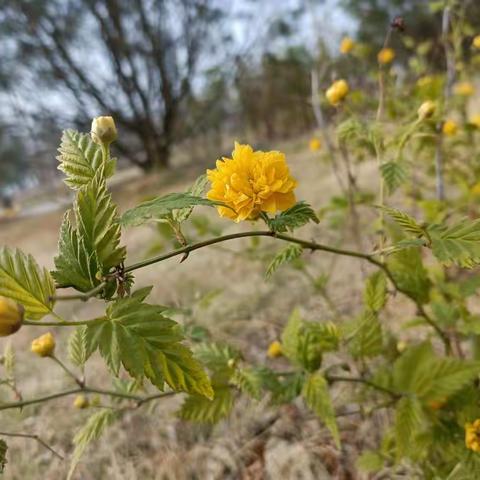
418;101;436;120
267;340;283;358
325;79;349;106
73;395;89;409
91;116;117;145
31;332;55;357
0;297;23;337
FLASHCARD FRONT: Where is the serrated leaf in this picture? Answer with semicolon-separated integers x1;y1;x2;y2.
171;175;209;223
380;206;425;237
178;386;233;423
53;169;126;292
267;201;319;233
265;244;303;279
281;308;303;363
85;292;213;398
121;193;222;227
57;130;115;190
428;218;480;267
193;342;241;371
347;310;383;359
364;271;387;313
380;161;407;194
68;327;87;367
67;409;117;480
303;372;340;447
230;367;262;399
0;247;55;320
395;396;424;459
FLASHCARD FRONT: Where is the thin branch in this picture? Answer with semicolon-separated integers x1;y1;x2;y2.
0;431;64;460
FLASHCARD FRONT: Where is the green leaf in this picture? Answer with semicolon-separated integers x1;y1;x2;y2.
356;451;384;473
84;292;213;399
68;327;87;367
0;439;7;474
364;271;387;313
53;170;126;292
230;367;262;399
171;175;209;223
380;161;407;194
302;372;340;447
380;206;425;237
193;342;241;371
67;410;117;480
347;310;383;359
57;130;115;190
265;244;303;279
428;218;480;267
395;396;424;459
121;193;221;227
0;247;55;320
387;248;431;304
178;386;233;423
267;201;319;233
281;308;303;364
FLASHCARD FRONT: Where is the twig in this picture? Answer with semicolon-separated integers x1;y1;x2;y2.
0;431;64;460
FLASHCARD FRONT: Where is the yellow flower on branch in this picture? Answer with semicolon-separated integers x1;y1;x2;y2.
326;79;349;106
267;341;283;358
417;101;436;120
206;143;297;222
466;420;480;452
377;48;395;65
31;332;56;357
309;138;321;151
73;395;89;409
473;35;480;49
442;119;458;136
340;37;354;54
0;297;23;337
470;115;480;129
454;81;475;97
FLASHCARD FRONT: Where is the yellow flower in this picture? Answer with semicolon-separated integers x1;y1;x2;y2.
473;35;480;49
309;138;321;151
340;37;354;54
454;81;475;97
0;297;23;337
206;143;297;222
73;395;89;409
417;101;436;120
267;341;283;358
377;48;395;65
470;115;480;129
31;332;55;357
326;79;349;106
442;119;458;136
465;420;480;452
91;116;117;145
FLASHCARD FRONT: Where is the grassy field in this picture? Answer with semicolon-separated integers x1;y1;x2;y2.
0;138;409;479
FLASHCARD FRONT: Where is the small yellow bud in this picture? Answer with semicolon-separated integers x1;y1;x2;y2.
417;101;436;120
267;340;283;358
442;119;458;136
326;79;349;106
396;340;407;353
73;395;89;409
91;116;117;145
473;35;480;49
227;358;236;369
470;115;480;129
340;37;354;54
309;138;321;152
454;81;475;97
0;297;23;337
377;48;395;65
31;332;55;357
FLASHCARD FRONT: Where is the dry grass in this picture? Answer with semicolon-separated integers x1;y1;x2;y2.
0;138;396;479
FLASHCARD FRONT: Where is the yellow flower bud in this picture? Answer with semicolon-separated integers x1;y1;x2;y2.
340;37;354;54
309;138;321;152
31;332;55;357
473;35;480;49
326;79;349;106
470;114;480;129
0;297;23;337
73;395;89;409
91;116;117;145
454;81;475;97
396;340;407;353
377;48;395;65
442;119;458;136
466;420;480;452
267;340;283;358
417;101;436;120
227;358;236;369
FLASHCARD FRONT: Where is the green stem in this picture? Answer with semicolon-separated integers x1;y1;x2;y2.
53;282;107;302
327;374;399;398
23;317;105;327
51;356;84;387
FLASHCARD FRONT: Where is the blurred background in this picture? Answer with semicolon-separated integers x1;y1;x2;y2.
1;0;478;216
